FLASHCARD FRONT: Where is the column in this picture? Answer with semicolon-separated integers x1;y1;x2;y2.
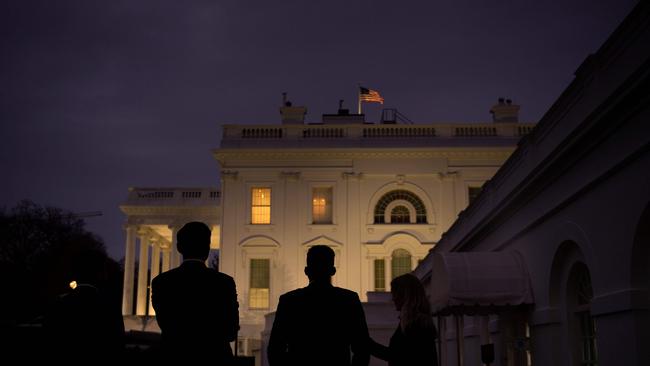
384;255;391;290
148;242;161;315
121;225;136;315
136;233;150;316
345;172;362;296
162;247;171;272
169;225;181;269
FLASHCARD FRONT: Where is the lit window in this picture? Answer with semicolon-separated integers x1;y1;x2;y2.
468;186;483;205
249;259;270;309
374;259;386;291
251;188;271;224
391;249;412;279
390;205;410;223
374;190;427;224
312;187;333;224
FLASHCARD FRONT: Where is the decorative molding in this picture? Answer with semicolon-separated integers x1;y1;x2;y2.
221;170;239;181
302;235;343;247
396;174;406;185
215;149;515;163
120;205;219;217
280;171;301;181
342;172;364;180
437;171;460;181
239;235;281;248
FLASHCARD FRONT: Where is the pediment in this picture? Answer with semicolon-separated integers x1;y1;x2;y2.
302;235;343;247
239;235;281;247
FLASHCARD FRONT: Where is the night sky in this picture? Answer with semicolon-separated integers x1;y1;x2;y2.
0;0;637;260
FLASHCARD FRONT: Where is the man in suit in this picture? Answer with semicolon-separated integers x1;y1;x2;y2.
267;245;370;366
152;222;239;363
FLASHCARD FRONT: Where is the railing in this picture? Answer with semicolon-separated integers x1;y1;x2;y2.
126;187;220;205
221;122;536;145
242;128;283;139
363;126;435;138
303;127;344;138
454;126;496;137
518;125;535;136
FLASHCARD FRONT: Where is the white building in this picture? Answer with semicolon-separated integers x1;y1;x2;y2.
415;2;650;366
120;99;533;361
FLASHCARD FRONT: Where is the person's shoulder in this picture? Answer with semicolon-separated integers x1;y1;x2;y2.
207;270;236;287
333;287;361;300
152;267;180;284
279;287;307;302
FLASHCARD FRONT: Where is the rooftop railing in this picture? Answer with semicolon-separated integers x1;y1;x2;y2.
125;187;221;205
221;122;535;147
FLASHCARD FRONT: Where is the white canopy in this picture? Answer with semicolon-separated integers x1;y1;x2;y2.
430;251;534;315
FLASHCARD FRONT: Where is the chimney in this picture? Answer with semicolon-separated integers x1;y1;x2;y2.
489;97;520;123
279;92;307;124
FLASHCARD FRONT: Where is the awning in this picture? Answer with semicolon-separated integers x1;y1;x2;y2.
430;251;534;315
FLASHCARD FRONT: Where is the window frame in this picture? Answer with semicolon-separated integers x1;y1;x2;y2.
250;186;272;225
248;258;271;310
311;186;334;224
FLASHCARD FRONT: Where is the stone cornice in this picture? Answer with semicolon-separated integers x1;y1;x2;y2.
213;148;515;164
119;205;219;217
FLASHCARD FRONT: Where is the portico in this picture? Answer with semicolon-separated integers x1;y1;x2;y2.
120;187;221;321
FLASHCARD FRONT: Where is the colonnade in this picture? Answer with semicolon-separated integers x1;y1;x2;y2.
121;224;182;316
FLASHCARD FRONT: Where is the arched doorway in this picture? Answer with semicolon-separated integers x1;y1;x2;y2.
566;262;597;366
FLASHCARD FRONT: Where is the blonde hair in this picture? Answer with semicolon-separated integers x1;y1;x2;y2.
391;273;433;333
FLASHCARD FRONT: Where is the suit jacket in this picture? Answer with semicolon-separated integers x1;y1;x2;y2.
152;260;238;361
267;283;370;366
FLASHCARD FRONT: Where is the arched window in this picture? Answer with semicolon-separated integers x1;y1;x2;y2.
568;263;597;365
374;190;427;224
391;249;412;279
390;205;410;223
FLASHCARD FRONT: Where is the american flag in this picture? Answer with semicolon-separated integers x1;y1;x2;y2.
359;87;384;104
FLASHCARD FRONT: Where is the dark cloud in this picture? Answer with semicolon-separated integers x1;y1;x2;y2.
0;0;637;259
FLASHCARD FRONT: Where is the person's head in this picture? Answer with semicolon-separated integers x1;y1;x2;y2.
391;273;431;319
304;245;336;284
176;222;211;260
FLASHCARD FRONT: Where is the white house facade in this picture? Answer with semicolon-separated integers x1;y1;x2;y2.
119;103;534;359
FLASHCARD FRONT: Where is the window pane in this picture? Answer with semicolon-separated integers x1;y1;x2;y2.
391;249;412;279
249;259;270;309
252;188;271;206
374;259;386;291
312;187;333;224
249;288;269;309
390;205;410;223
251;207;271;224
251;188;271;224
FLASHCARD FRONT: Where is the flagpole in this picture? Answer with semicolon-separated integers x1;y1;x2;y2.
358;89;362;114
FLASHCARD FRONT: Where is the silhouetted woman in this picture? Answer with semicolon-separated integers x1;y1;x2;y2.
369;273;438;366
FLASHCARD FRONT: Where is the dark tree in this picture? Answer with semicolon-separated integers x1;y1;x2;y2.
0;200;120;326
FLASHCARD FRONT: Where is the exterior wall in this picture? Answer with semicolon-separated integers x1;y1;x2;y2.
416;3;650;365
216;148;515;343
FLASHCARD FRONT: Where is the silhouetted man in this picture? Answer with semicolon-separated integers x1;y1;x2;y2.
268;245;370;366
152;222;238;363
